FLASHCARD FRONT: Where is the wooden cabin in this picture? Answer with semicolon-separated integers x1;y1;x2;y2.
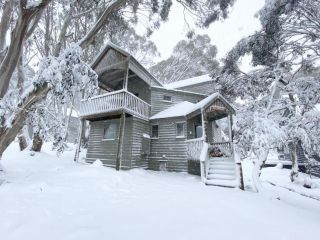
75;42;242;188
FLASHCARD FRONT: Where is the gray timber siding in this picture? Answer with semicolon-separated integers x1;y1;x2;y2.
150;87;205;115
131;117;150;168
127;76;151;104
177;81;215;95
86;116;133;169
149;117;188;172
86;116;150;169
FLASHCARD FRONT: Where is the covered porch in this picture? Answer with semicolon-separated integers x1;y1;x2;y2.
186;94;235;163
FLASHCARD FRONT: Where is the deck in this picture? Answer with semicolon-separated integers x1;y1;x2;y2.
79;89;151;120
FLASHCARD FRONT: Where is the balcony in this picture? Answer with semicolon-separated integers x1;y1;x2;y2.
79;90;151;120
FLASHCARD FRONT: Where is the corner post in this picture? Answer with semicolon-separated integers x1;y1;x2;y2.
116;111;126;170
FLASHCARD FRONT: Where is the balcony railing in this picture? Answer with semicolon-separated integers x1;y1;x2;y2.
80;90;151;120
186;138;204;161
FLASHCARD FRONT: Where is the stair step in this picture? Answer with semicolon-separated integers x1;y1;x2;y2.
207;173;236;180
209;163;235;169
210;158;234;162
208;168;236;175
206;179;238;188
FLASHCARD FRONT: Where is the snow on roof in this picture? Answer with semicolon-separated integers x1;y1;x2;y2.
150;92;236;120
164;74;212;89
150;101;195;120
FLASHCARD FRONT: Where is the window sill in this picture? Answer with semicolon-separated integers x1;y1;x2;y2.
176;136;185;139
161;100;172;103
151;137;159;140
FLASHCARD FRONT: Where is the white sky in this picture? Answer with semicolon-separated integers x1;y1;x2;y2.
149;0;266;71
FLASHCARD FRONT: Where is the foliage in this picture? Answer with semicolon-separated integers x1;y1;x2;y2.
150;34;220;83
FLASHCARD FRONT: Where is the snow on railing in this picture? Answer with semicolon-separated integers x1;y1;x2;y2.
79;90;150;120
210;141;232;157
186;138;204;161
200;142;209;183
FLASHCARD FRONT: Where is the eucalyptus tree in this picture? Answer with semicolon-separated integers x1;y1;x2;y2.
215;0;320;189
150;34;220;83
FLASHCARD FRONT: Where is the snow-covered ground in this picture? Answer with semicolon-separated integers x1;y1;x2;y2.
0;143;320;240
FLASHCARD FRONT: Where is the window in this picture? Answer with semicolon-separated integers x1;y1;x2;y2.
195;124;203;138
151;125;159;138
163;95;172;102
103;123;118;139
176;122;185;137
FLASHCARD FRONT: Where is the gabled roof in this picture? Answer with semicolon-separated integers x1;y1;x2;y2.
164;74;212;89
187;92;236;117
91;42;163;87
150;92;236;120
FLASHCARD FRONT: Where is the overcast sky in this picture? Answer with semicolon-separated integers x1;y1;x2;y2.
149;0;266;71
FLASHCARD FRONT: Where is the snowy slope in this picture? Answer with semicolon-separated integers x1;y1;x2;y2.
0;143;320;240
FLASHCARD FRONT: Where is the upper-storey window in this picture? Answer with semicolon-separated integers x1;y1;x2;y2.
163;95;172;102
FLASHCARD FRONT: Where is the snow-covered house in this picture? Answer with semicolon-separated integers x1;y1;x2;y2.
76;42;241;188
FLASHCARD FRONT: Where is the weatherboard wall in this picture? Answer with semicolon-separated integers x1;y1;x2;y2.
86;116;150;169
149;116;188;172
86;117;133;169
176;81;215;95
150;87;205;115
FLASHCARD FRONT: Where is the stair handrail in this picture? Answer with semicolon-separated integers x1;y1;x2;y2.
200;142;209;183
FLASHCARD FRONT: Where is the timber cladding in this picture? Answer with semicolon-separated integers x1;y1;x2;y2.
149;117;188;172
150;87;205;115
86;116;150;169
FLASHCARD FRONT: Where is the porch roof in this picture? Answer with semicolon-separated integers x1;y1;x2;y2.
150;101;194;120
150;92;236;120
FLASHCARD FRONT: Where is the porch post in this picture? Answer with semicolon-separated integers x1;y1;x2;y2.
123;60;129;90
116;110;126;170
228;114;233;142
201;110;208;142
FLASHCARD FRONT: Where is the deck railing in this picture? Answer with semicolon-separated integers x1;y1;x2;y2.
186;138;204;161
210;141;232;157
80;90;151;120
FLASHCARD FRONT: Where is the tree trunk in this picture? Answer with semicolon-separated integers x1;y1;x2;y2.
31;132;43;152
18;135;28;151
252;150;269;192
0;83;50;160
289;142;299;182
0;0;51;98
0;0;13;62
78;0;126;49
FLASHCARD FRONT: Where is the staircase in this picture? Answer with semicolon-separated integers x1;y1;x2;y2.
205;157;238;188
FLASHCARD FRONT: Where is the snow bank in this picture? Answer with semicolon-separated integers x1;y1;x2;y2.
0;143;320;240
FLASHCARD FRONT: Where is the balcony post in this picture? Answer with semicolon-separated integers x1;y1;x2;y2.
123;60;129;90
116;110;126;170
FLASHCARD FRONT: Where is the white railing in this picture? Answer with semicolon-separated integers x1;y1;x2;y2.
210;141;233;157
186;138;204;161
80;90;151;120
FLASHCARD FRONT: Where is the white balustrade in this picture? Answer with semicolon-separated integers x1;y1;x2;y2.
186;138;204;161
80;90;150;120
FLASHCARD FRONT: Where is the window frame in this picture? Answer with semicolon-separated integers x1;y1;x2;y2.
176;122;185;138
162;95;172;102
151;124;159;139
102;122;118;140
